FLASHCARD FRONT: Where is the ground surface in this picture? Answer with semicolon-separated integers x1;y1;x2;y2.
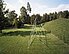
44;18;69;44
0;22;69;54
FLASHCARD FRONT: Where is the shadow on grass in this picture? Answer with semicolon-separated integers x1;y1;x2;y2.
0;31;51;37
23;25;32;29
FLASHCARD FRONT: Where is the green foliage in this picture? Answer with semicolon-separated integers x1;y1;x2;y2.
35;14;42;24
30;14;42;24
0;0;4;30
20;6;27;24
0;0;9;32
30;14;36;24
58;10;69;19
63;10;69;18
27;2;31;13
6;10;18;28
41;13;49;22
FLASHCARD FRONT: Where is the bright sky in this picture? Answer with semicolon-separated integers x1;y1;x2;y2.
4;0;69;15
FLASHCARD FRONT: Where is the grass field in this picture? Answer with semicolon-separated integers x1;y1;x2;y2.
0;20;69;54
44;18;69;44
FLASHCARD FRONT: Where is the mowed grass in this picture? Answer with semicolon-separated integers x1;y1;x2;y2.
0;24;69;54
44;18;69;44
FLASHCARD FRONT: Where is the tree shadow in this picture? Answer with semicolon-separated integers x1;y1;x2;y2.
23;26;32;29
0;31;51;37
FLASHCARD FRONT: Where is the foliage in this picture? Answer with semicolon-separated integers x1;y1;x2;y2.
20;6;27;24
0;0;69;29
27;2;31;13
6;10;18;28
0;0;9;32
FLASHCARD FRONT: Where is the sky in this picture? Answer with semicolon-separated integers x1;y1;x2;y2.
4;0;69;15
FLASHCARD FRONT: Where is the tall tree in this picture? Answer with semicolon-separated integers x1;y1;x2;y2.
0;0;8;32
27;2;31;13
27;14;30;24
27;2;31;24
6;10;18;28
63;10;69;19
30;14;36;24
49;13;54;21
42;13;49;22
58;11;63;18
20;6;27;24
35;14;41;24
53;12;58;19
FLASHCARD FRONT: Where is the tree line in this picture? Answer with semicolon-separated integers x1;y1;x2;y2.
0;0;69;33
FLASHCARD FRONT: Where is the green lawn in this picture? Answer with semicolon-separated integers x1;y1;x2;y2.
0;23;69;54
44;18;69;44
